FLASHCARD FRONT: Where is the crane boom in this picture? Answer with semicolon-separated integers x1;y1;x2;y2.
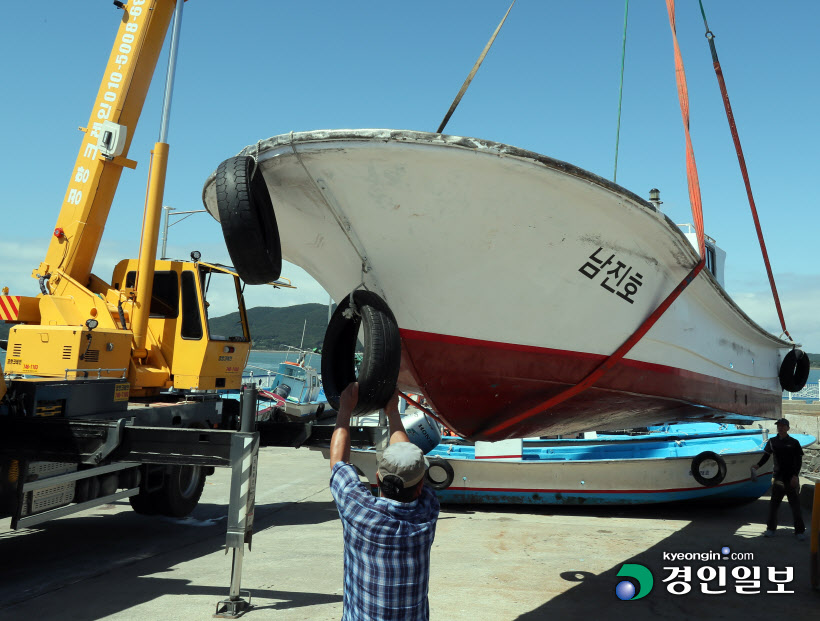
37;0;176;289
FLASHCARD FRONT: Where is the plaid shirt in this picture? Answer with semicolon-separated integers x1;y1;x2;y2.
330;461;439;621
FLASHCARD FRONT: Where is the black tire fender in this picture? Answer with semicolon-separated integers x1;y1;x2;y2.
215;155;282;284
779;349;810;393
691;451;727;487
425;457;455;491
321;290;401;416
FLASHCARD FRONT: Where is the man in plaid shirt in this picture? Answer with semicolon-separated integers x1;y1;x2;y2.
329;382;440;620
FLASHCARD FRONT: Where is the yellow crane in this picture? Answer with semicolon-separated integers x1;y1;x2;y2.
0;0;287;396
0;0;287;526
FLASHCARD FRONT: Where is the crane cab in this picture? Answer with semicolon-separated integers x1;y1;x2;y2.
110;257;253;393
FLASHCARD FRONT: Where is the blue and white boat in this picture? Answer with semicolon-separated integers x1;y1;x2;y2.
337;423;816;505
226;348;329;421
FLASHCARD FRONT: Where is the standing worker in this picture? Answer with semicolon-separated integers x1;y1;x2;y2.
329;382;440;620
752;418;806;540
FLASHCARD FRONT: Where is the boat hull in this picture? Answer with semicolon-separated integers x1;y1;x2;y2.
204;129;789;439
325;426;816;506
325;448;773;505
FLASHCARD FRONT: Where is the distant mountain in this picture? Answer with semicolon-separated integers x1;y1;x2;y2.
209;303;331;351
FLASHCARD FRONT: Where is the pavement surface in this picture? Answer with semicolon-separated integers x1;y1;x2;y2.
1;446;818;620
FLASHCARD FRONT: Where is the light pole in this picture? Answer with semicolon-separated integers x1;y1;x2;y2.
160;205;207;259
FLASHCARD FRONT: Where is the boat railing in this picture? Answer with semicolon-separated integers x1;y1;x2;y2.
676;223;716;245
243;366;281;390
783;380;819;402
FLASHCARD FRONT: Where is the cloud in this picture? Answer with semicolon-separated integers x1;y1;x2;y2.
727;273;820;352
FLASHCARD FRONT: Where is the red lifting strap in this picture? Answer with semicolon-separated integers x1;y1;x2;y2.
476;0;708;439
698;6;792;342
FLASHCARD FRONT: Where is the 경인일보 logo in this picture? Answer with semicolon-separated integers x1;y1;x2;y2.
615;563;654;600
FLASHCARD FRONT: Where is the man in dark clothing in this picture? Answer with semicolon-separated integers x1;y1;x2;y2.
751;418;806;540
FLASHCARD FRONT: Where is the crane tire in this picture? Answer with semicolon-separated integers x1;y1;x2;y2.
425;457;455;491
215;155;281;284
156;465;207;518
779;349;810;393
691;451;727;487
321;290;401;417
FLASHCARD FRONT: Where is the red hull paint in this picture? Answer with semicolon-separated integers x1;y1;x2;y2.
397;330;780;441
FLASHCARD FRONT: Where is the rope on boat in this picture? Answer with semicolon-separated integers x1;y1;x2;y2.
476;0;709;439
398;391;451;431
697;0;793;343
613;0;629;183
436;0;517;134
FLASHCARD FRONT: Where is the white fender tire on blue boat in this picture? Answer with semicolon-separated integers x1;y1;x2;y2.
321;290;401;416
691;451;727;487
425;457;455;491
779;348;810;393
215;155;282;284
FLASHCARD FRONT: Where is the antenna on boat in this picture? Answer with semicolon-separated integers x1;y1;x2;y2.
299;318;307;350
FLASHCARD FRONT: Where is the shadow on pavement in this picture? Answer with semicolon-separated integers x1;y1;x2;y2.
506;496;820;620
0;498;340;612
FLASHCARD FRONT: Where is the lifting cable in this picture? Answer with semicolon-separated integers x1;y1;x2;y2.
436;0;517;134
477;0;707;439
697;0;792;342
613;0;629;183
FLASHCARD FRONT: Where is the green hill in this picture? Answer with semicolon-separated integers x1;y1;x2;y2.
209;303;331;351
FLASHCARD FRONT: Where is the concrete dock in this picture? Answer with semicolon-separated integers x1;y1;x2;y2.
1;445;818;620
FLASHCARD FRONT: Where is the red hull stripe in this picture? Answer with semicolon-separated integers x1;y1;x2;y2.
400;327;722;381
397;328;780;440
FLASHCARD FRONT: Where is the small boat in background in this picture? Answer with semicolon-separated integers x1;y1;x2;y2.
328;422;816;506
227;348;329;421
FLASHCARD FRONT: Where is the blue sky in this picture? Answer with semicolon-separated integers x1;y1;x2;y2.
0;1;817;351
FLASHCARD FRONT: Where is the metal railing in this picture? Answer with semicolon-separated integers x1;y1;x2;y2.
783;380;819;402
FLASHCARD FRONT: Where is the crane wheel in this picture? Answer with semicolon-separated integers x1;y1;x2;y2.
215;155;282;284
321;289;401;416
156;464;207;518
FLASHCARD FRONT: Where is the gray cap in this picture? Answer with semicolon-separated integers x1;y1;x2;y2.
775;418;790;426
377;442;429;488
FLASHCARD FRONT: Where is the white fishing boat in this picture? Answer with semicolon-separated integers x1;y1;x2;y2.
203;129;800;440
327;423;817;506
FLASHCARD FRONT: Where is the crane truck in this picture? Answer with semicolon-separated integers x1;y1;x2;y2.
0;0;291;529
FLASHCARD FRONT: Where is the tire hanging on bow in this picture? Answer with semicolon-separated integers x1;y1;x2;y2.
779;349;810;393
215;155;282;284
321;289;401;416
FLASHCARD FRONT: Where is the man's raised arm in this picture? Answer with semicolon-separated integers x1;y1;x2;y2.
329;382;358;469
385;390;411;445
